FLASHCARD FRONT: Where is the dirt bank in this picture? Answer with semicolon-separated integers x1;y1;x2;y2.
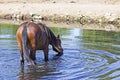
0;0;120;24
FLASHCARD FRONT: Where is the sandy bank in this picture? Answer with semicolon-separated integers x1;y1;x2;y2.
0;3;120;17
0;0;120;25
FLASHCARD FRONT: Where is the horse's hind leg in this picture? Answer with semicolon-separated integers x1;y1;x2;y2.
30;50;36;61
29;38;36;62
20;51;24;64
17;42;24;64
16;33;24;64
18;45;24;64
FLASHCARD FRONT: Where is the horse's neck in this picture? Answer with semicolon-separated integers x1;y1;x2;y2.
49;29;56;45
38;23;56;45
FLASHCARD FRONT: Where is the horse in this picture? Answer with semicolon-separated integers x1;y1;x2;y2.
16;22;63;66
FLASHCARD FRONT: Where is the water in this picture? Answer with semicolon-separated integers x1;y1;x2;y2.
0;23;120;80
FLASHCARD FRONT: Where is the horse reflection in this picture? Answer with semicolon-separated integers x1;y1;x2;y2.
18;57;63;80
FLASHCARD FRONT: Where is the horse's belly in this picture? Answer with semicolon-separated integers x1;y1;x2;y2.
27;34;49;50
36;43;49;50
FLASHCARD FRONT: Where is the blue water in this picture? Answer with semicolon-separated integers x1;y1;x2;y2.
0;23;120;80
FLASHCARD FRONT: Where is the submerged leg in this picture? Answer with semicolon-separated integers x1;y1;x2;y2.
43;47;49;61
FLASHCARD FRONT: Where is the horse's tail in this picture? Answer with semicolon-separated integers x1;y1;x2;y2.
22;25;28;52
22;23;35;65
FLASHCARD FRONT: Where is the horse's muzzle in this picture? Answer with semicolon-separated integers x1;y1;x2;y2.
53;46;63;54
58;48;63;55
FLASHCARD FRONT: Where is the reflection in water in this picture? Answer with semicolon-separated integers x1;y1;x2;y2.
0;23;120;80
18;56;63;80
19;63;54;80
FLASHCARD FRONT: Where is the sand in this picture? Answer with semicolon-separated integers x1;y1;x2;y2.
0;0;120;20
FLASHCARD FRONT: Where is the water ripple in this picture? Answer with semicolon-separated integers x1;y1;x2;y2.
0;26;120;80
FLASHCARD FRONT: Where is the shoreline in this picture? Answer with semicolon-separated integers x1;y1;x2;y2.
0;19;120;32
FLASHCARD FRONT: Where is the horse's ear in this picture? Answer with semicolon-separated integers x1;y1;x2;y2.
57;35;60;38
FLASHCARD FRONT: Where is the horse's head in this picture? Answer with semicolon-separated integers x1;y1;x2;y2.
52;35;63;55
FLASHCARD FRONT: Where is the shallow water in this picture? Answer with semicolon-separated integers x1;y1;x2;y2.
0;23;120;80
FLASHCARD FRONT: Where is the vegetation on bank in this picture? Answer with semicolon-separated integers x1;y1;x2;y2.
0;13;120;26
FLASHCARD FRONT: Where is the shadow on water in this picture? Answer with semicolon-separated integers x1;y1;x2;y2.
0;22;120;80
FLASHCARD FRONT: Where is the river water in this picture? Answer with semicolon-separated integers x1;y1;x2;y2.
0;23;120;80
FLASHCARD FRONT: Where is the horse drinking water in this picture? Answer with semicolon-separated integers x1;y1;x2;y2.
16;22;63;66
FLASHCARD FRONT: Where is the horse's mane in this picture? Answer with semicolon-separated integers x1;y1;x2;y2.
37;23;57;45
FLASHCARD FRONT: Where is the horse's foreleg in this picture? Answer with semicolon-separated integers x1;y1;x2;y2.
30;50;36;61
43;47;49;61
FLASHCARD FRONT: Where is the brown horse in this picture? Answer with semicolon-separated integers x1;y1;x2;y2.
16;22;63;66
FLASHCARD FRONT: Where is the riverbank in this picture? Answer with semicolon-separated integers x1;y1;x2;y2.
0;0;120;24
0;19;120;32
